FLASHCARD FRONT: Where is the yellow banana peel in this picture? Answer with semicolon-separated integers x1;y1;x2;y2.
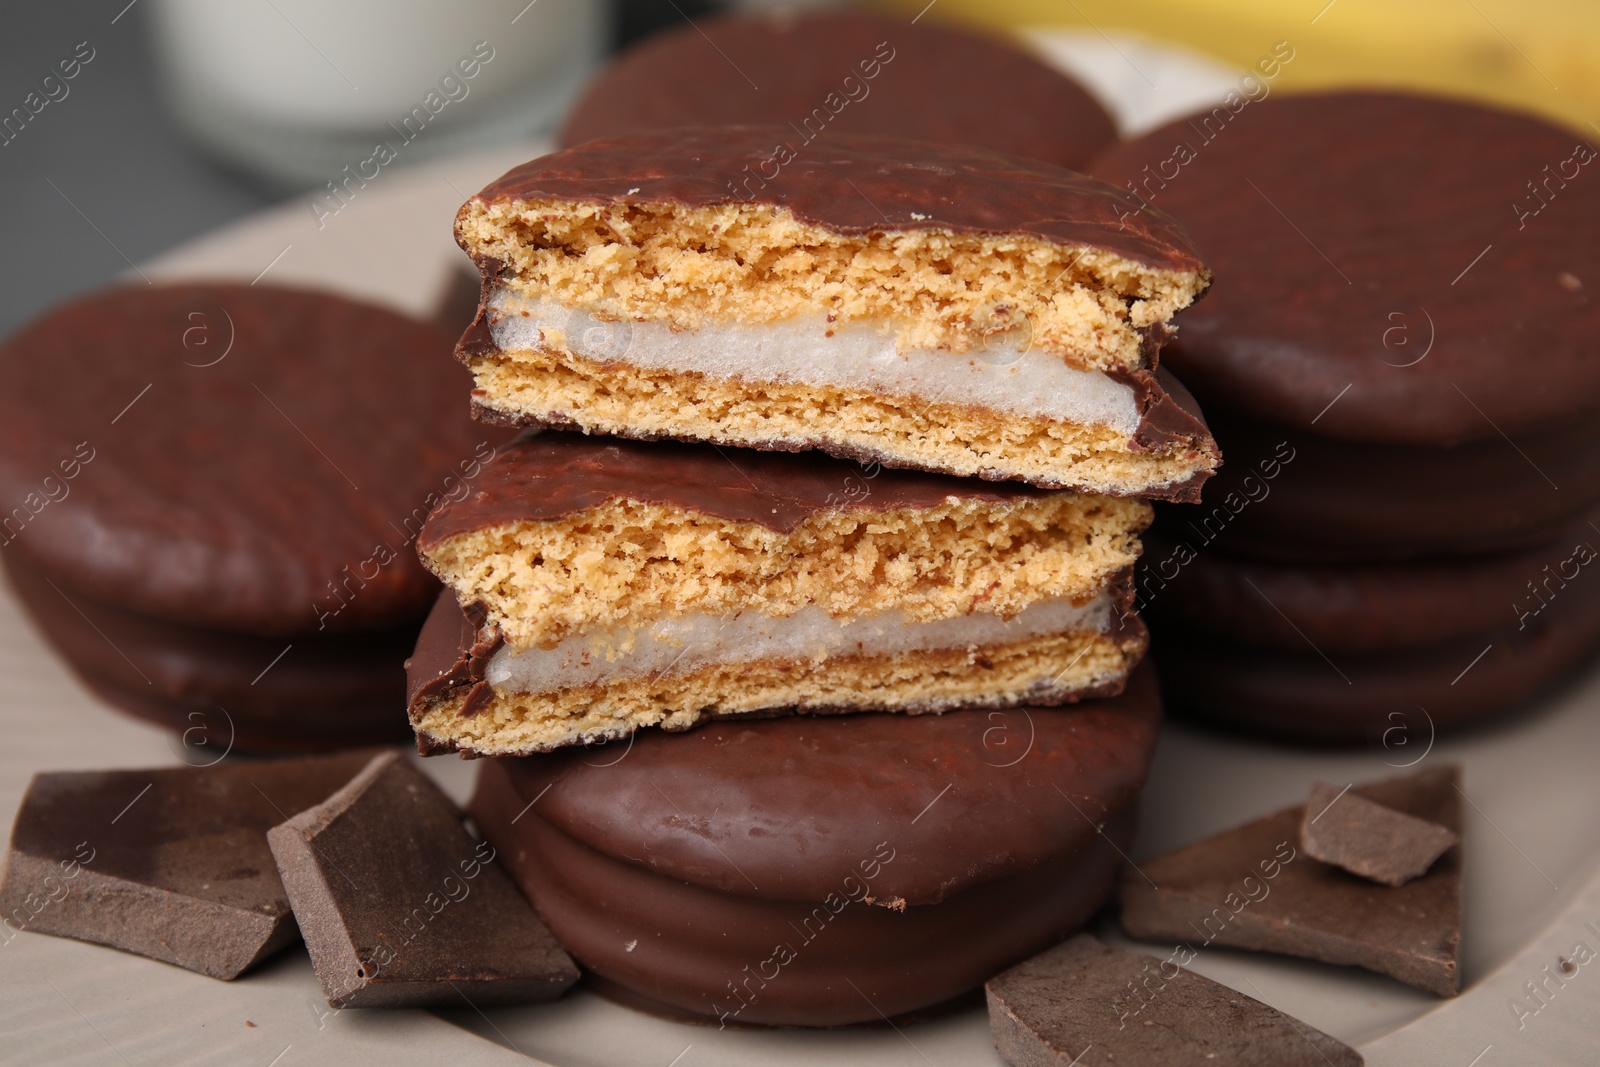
875;0;1599;135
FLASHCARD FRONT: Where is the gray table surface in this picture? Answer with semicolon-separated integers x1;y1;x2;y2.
0;0;734;342
0;2;270;341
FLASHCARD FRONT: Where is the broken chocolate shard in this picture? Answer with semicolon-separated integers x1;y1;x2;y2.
986;934;1363;1066
267;751;578;1008
1119;766;1463;996
0;751;377;979
1302;781;1460;887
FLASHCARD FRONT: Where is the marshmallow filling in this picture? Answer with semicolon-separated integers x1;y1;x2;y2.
488;291;1143;436
486;594;1113;696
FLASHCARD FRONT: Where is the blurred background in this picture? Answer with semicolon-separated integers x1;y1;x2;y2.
1;0;1592;341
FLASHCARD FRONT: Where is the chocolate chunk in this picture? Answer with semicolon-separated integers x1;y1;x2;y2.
267;752;577;1008
1302;781;1459;886
0;752;376;979
1119;766;1463;995
986;934;1363;1066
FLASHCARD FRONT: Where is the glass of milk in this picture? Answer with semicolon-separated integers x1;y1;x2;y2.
148;0;608;190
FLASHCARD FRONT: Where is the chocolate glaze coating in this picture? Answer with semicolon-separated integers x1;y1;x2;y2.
478;662;1159;906
1153;584;1600;743
468;126;1206;274
1172;406;1600;560
419;431;1050;550
473;766;1136;1026
559;11;1117;171
1090;92;1600;444
1122;363;1214;457
0;284;494;634
1143;506;1600;653
406;589;503;726
6;559;412;752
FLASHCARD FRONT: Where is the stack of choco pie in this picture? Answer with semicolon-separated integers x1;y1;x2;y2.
0;285;489;752
404;127;1219;1025
1091;92;1600;744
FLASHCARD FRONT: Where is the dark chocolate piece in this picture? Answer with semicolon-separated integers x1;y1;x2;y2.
268;752;577;1008
418;431;1049;551
986;934;1363;1066
1301;782;1459;887
559;11;1117;171
1090;92;1600;444
1120;766;1463;995
0;752;377;979
0;283;492;635
470;126;1206;274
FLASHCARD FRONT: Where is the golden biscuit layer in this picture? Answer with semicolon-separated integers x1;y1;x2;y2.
467;347;1216;496
422;494;1148;652
456;201;1204;373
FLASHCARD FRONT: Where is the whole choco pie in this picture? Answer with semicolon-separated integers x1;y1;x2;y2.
0;284;494;750
558;9;1118;171
1092;91;1600;449
469;663;1163;1027
1092;92;1600;740
1092;91;1600;557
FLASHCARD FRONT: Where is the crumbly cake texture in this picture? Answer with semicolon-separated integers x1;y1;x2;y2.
452;128;1216;496
457;198;1204;372
413;621;1147;756
467;347;1216;496
421;492;1148;652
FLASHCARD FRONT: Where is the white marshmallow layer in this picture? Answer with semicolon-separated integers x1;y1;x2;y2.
485;594;1112;696
487;290;1142;436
